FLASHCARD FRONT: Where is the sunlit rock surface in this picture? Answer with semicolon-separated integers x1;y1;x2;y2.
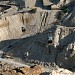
0;0;75;75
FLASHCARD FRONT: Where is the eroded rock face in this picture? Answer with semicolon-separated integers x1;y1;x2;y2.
54;26;75;47
25;0;36;8
54;26;75;68
0;0;75;73
62;7;75;26
56;42;75;68
0;11;56;42
0;0;75;42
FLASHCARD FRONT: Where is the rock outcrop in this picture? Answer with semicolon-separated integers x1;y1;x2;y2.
0;62;44;75
0;0;75;74
52;68;74;75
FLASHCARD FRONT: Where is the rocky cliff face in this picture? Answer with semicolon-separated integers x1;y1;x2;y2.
0;0;75;74
54;26;75;69
0;10;57;42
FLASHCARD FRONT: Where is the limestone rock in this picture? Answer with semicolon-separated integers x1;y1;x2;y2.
1;64;44;75
43;0;53;6
0;0;75;74
20;65;44;75
25;0;36;8
52;68;73;75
